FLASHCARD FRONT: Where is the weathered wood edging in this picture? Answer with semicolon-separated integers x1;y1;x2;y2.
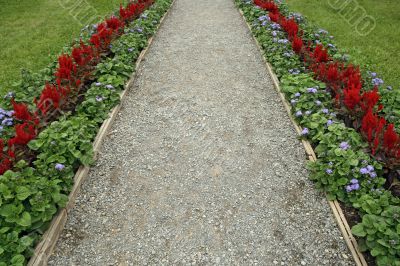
27;1;176;265
236;6;368;266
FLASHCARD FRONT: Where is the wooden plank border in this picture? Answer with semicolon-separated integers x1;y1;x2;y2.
236;6;368;266
27;1;176;265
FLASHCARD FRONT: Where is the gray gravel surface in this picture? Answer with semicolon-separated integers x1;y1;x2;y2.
48;0;354;265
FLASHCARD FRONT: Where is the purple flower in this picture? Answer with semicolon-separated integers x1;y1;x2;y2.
136;28;143;33
307;87;318;93
339;141;350;150
106;84;114;89
315;100;322;106
270;23;281;30
128;48;134;52
350;178;359;184
328;162;333;166
301;128;309;135
360;168;369;174
95;96;103;102
387;86;393;91
55;163;65;171
305;111;311;115
367;165;374;172
346;182;360;192
318;29;328;34
322;108;329;114
328;43;336;49
327;120;333;126
2;118;13;126
95;82;102;86
294;92;301;97
272;31;278;37
289;69;300;75
0;126;3;131
6;111;14;117
370;72;377;77
370;172;377;178
326;169;333;175
295;110;303;117
140;14;148;19
4;91;15;99
258;15;269;21
372;78;384;86
290;99;297;105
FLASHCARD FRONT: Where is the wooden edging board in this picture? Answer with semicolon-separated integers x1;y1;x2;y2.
236;6;368;266
27;2;176;265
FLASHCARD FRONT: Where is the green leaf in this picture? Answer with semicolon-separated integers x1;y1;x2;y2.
371;247;383;257
337;178;348;186
349;159;359;166
19;235;34;247
352;224;366;237
27;139;43;150
16;186;32;201
0;204;18;217
17;211;31;227
10;255;24;266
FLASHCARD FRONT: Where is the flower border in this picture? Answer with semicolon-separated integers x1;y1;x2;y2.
235;1;400;265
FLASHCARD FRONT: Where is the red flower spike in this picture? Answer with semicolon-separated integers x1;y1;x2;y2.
292;36;303;54
12;100;34;121
360;87;380;112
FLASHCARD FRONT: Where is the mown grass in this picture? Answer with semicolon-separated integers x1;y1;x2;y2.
0;0;127;93
286;0;400;90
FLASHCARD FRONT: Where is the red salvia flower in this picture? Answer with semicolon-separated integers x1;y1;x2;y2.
327;63;339;83
292;36;303;54
383;124;398;150
106;16;124;31
269;12;280;22
360;87;380;112
9;123;36;146
343;84;361;110
12;100;34;121
312;44;329;63
254;0;279;12
282;18;299;39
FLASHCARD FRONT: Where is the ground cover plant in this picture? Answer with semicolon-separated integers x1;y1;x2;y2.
236;0;400;265
0;0;173;264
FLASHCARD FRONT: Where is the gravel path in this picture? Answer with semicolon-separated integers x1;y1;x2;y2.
49;0;354;265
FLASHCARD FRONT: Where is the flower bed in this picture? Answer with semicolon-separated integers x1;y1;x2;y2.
0;0;173;264
235;0;400;265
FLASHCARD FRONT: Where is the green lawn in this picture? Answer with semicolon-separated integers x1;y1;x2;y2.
286;0;400;89
0;0;126;93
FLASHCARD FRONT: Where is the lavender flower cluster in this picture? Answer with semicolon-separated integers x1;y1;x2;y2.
0;108;14;131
